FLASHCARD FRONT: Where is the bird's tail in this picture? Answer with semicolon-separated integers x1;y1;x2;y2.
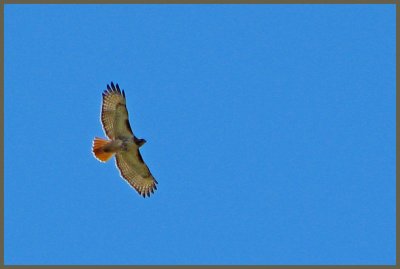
92;137;115;162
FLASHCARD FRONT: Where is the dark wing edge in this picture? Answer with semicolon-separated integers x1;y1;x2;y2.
103;81;125;98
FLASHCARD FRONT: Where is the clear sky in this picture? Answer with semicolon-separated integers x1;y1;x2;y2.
5;4;395;265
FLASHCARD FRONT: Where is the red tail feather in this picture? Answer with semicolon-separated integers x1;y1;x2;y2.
92;137;114;162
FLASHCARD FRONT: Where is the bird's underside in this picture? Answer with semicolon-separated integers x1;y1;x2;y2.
92;82;158;198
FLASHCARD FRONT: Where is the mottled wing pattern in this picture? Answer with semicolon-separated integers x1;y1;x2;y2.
101;82;134;139
115;149;158;197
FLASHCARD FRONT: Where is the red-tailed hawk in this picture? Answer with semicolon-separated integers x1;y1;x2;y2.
92;82;158;197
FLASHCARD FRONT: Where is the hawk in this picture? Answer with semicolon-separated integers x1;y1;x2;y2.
92;82;158;197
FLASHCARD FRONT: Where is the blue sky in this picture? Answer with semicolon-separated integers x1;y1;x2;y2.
5;4;395;265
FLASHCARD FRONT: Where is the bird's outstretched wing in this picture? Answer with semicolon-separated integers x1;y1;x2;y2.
101;82;134;139
115;148;158;197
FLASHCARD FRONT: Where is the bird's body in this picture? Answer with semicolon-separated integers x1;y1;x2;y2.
92;82;157;197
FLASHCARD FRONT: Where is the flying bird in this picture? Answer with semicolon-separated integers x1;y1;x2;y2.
92;82;158;197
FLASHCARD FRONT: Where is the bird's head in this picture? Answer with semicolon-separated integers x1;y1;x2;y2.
134;137;147;147
138;138;147;147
